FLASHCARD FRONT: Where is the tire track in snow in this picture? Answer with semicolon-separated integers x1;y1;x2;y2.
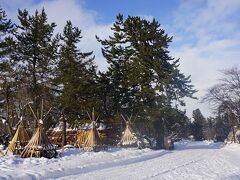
143;146;240;180
59;147;218;180
42;150;171;179
141;149;218;180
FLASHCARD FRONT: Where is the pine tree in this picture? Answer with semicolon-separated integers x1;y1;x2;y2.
191;109;206;141
97;14;196;149
56;21;96;145
0;7;16;137
0;7;15;57
96;15;130;115
14;9;58;127
95;72;113;118
203;117;215;140
214;115;230;142
164;107;191;140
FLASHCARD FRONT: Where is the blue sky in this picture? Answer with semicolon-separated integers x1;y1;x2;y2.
1;0;240;118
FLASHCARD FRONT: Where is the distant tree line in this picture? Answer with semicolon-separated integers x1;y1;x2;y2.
191;67;240;143
0;7;198;149
191;108;230;142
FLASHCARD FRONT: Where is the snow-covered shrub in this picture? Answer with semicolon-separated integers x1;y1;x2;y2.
225;129;240;144
235;130;240;143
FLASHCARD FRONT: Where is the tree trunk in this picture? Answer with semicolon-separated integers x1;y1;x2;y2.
62;117;67;146
6;121;13;138
6;98;13;138
232;125;236;143
32;58;39;128
154;120;165;149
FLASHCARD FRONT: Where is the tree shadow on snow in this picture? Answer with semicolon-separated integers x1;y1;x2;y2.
174;141;225;151
225;174;240;180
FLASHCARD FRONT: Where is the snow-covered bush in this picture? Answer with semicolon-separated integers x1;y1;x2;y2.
235;130;240;143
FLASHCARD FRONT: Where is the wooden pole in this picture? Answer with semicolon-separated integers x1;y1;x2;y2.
28;104;38;122
41;100;44;120
62;115;67;146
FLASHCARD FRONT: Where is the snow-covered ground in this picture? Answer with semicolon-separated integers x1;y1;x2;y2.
0;141;240;180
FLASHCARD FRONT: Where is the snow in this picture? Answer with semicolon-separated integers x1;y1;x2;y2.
39;119;43;125
1;117;6;124
0;141;240;179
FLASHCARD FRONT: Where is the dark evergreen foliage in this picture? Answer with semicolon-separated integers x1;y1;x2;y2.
203;117;215;140
191;109;206;141
214;115;230;142
14;9;58;122
56;20;97;124
97;14;196;148
0;8;16;137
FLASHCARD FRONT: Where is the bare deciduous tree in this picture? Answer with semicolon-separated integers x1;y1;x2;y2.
203;66;240;142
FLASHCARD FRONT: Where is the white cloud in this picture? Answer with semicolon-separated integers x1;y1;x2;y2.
1;0;112;70
174;0;240;43
138;15;154;21
171;0;240;117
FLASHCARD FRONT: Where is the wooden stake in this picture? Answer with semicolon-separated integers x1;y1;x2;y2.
87;111;92;121
43;107;52;121
28;103;38;122
41;100;44;120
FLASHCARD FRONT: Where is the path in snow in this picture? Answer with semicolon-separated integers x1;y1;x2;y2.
0;141;240;180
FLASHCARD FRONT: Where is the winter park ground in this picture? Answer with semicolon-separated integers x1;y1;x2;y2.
0;141;240;180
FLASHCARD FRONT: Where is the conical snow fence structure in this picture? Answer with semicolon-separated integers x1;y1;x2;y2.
0;151;3;156
20;102;57;158
76;130;90;149
119;114;141;147
21;121;57;158
7;119;30;155
120;123;138;146
83;121;102;151
82;109;104;152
